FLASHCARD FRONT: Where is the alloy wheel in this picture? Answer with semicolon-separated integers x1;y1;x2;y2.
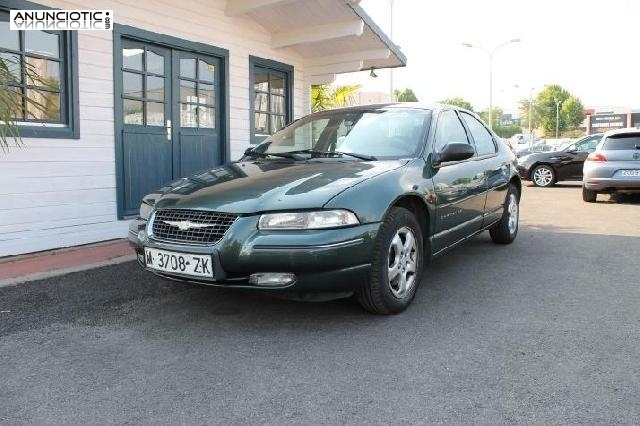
507;193;519;235
533;166;554;186
387;226;418;299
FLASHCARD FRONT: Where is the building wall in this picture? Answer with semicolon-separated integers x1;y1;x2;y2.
0;0;310;257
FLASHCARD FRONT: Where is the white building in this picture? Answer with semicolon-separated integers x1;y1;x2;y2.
0;0;405;257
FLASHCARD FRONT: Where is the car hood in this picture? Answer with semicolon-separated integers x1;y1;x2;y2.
152;159;406;213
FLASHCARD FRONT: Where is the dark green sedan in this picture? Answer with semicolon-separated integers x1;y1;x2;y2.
129;104;521;314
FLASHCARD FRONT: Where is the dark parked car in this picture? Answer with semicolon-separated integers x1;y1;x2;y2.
582;128;640;202
129;104;522;314
517;133;603;187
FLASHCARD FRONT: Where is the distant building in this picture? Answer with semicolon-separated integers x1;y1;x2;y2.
583;106;640;134
500;114;520;126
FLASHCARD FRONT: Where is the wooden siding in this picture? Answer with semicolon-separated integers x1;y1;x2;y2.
0;0;310;257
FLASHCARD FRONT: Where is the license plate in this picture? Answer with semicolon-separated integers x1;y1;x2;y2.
144;247;214;279
620;170;640;177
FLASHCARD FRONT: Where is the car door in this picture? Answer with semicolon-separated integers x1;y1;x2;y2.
430;110;488;254
459;112;509;227
561;135;601;178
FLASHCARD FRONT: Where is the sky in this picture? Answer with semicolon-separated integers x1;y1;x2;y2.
336;0;640;114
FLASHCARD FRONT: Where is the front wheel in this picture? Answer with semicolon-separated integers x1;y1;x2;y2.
531;165;555;187
582;186;597;202
356;207;423;315
490;184;520;244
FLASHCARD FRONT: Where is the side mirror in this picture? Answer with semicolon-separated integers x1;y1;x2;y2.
433;142;475;167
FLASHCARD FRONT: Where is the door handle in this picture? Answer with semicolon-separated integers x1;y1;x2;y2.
165;119;172;141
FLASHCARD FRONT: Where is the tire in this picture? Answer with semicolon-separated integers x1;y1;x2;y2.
582;186;597;202
531;164;555;187
490;184;520;244
356;207;423;315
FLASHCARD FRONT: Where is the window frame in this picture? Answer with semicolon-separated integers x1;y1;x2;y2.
458;111;498;157
431;109;472;156
249;56;293;144
0;0;79;139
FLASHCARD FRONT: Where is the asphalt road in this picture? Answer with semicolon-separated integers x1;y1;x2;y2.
1;184;639;424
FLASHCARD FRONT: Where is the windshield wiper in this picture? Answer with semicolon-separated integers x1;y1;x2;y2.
287;149;377;161
243;148;305;160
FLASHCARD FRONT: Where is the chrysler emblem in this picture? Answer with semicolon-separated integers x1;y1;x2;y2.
163;220;213;231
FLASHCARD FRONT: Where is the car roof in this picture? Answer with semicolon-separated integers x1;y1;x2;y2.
323;102;476;116
603;127;640;137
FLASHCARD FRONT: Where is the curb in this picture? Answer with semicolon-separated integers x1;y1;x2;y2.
0;254;137;288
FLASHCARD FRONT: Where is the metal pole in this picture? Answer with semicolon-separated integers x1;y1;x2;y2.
488;54;493;130
528;92;532;147
389;0;394;102
555;100;560;139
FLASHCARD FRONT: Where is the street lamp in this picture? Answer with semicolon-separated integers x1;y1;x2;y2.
389;0;396;102
555;99;562;139
462;39;521;130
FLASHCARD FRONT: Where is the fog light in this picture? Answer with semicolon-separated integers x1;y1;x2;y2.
249;273;296;287
137;230;147;243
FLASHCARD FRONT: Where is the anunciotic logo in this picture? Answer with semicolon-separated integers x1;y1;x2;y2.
10;10;113;30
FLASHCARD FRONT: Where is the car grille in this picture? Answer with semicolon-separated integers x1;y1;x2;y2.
151;209;238;245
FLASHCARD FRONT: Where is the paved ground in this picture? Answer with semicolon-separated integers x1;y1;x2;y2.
1;184;639;424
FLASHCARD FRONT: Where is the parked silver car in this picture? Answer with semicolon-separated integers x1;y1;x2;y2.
582;128;640;202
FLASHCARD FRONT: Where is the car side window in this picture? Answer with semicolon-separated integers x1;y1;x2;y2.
433;110;470;153
576;137;599;153
459;112;497;156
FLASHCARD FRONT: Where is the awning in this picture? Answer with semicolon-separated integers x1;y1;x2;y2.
225;0;407;84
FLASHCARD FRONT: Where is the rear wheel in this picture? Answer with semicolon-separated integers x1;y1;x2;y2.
356;207;423;315
531;165;555;187
582;186;597;202
490;184;519;244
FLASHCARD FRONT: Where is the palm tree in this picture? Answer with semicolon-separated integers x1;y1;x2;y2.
311;84;362;112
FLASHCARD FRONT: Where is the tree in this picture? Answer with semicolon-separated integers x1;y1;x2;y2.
438;97;473;111
394;88;418;102
531;84;585;137
518;97;543;135
311;84;361;112
479;107;503;129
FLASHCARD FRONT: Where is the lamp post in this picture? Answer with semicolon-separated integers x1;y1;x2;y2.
389;0;395;102
462;39;521;130
555;99;562;139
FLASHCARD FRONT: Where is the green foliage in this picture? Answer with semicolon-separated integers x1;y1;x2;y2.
0;56;23;151
394;88;418;102
479;106;503;129
533;84;585;137
311;84;362;112
518;97;540;131
438;97;473;111
1;56;51;151
493;124;522;139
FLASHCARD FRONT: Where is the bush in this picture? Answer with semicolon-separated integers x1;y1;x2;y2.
493;125;522;139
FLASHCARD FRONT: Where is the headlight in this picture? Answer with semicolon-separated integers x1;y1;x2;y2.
139;202;154;221
258;210;359;230
139;194;158;220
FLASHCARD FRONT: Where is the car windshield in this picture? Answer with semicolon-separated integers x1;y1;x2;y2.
253;108;431;160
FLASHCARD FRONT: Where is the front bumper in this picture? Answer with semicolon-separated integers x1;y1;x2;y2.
128;215;380;292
